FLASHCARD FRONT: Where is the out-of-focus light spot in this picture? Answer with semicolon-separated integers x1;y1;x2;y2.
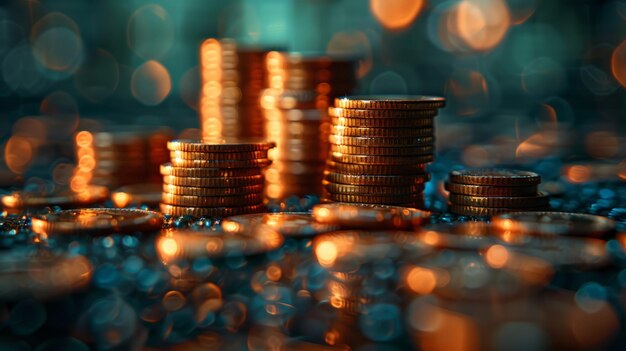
159;238;179;258
162;290;186;312
266;265;282;281
565;165;591;183
74;49;119;102
39;91;80;136
506;0;538;24
486;245;509;268
0;20;25;56
52;162;73;185
406;267;436;294
521;57;566;98
2;45;48;95
619;160;626;180
580;44;620;96
370;0;425;31
315;241;338;268
4;136;33;174
31;12;80;40
369;70;407;94
462;145;490;167
455;0;511;51
446;69;491;117
179;66;199;111
585;131;620;159
112;192;131;208
516;132;556;159
327;31;373;78
611;39;626;88
127;4;175;59
131;60;171;106
33;27;84;77
75;131;93;148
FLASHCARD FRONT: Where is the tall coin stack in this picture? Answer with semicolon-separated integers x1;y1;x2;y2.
323;96;446;208
72;128;171;189
262;52;357;199
199;38;269;139
445;168;550;216
160;139;275;218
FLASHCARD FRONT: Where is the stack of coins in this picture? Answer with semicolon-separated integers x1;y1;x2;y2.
72;128;171;189
199;38;269;139
445;168;550;216
160;139;275;218
323;95;446;207
262;53;357;199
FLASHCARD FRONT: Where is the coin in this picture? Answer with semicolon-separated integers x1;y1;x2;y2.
330;145;434;156
167;139;276;152
323;181;424;195
449;205;548;217
444;182;538;197
331;126;434;138
416;222;501;251
449;169;541;186
170;158;272;169
162;184;263;196
330;116;434;128
334;95;446;110
170;150;269;160
324;193;424;205
162;175;264;187
161;193;263;207
329;135;434;147
330;153;434;165
160;203;266;217
222;212;340;237
112;184;162;207
1;185;110;209
329;107;438;118
492;212;616;239
325;160;427;175
31;208;164;236
0;250;92;300
156;225;283;262
325;171;429;186
312;203;430;229
448;193;549;208
160;163;263;177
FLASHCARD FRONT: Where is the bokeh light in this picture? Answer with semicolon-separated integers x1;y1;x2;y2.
74;49;120;102
131;60;172;106
127;4;175;59
370;0;425;31
611;39;626;88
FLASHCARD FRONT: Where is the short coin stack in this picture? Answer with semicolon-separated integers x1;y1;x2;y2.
198;38;269;139
323;95;446;208
160;139;275;218
262;53;357;199
445;168;550;216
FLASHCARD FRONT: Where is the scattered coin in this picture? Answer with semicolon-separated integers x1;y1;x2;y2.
222;212;340;237
312;203;430;229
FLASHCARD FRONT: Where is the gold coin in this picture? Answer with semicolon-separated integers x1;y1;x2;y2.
162;184;263;196
449;169;541;186
415;222;501;251
31;208;164;236
323;181;424;195
330;153;434;165
324;192;423;205
325;171;429;186
329;135;434;147
167;138;276;152
170;150;269;160
112;184;162;207
330;144;434;156
331;126;434;138
448;205;548;217
331;116;434;128
312;203;430;230
1;185;110;209
159;203;265;217
222;212;340;237
162;175;264;187
449;193;549;208
492;212;616;239
334;95;446;110
325;160;427;175
329;107;438;118
444;182;538;197
170;158;272;169
161;193;264;207
160;163;263;177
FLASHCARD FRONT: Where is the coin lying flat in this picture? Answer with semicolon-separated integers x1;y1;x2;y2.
170;158;272;169
1;185;110;209
323;181;424;195
324;192;424;205
331;126;434;138
222;212;340;237
312;203;430;229
161;193;264;207
330;116;435;128
160;163;263;178
330;153;434;165
325;160;427;175
334;95;446;110
162;184;264;196
444;182;538;197
449;205;548;217
448;193;550;208
325;172;429;186
112;184;162;207
330;144;434;156
31;208;164;236
167;138;276;152
329;135;434;147
416;222;501;251
159;203;265;218
162;175;264;187
170;150;269;160
492;212;616;239
449;169;541;187
329;107;438;118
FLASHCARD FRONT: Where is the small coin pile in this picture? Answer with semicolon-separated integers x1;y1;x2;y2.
323;95;446;207
262;53;357;199
199;38;269;139
160;139;275;218
72;128;171;189
445;168;549;216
